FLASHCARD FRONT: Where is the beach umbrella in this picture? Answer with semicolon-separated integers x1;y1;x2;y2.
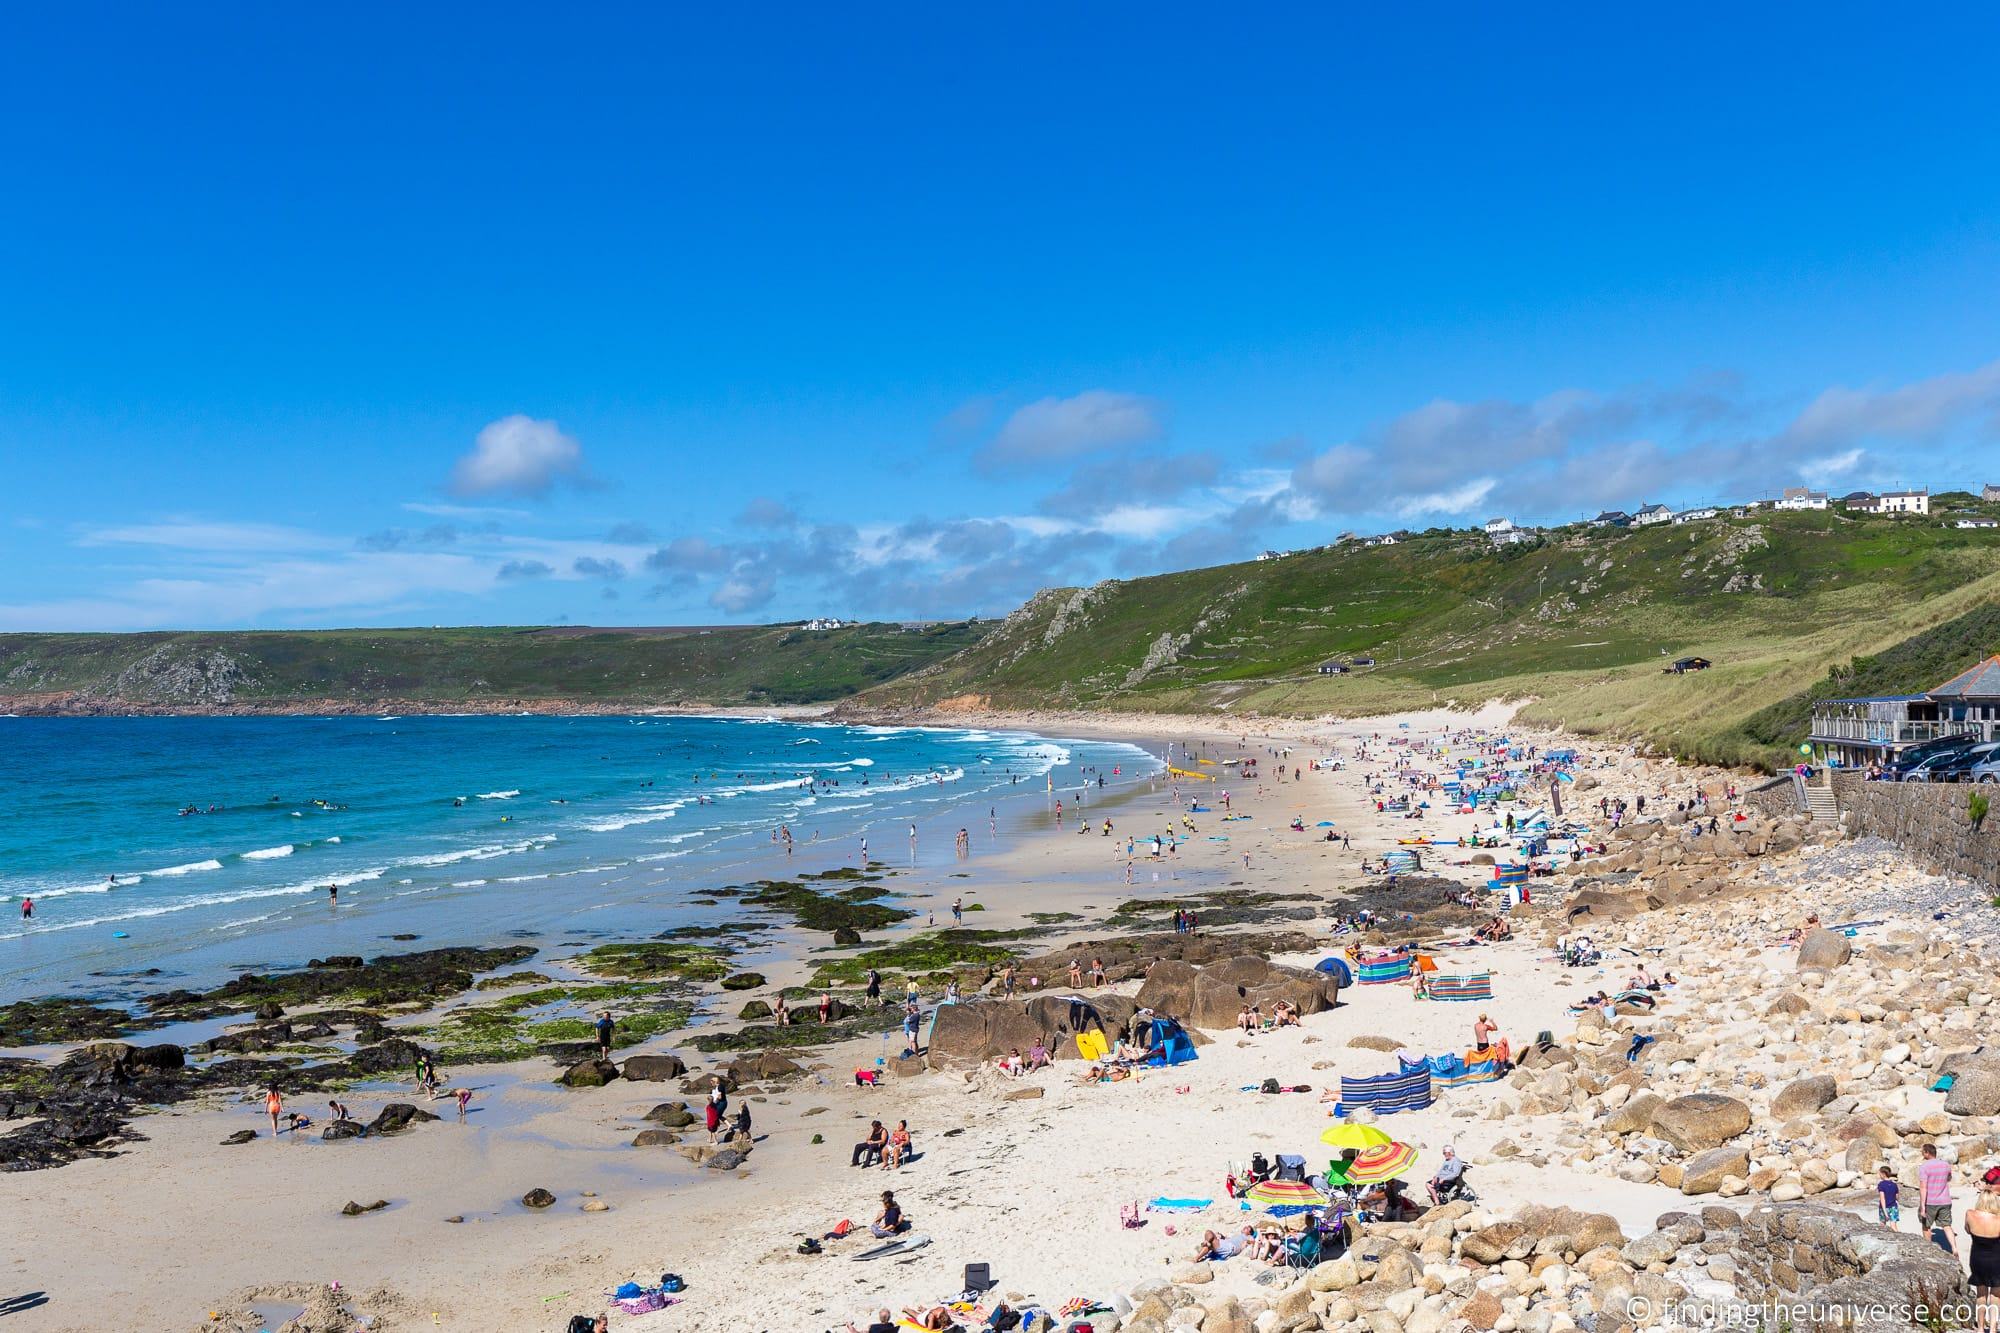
1318;1122;1393;1150
1344;1141;1419;1184
1242;1179;1323;1208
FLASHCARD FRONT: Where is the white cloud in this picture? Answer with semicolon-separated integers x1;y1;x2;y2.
403;500;532;520
450;415;585;497
1393;478;1498;519
79;520;342;552
979;390;1162;469
1800;448;1866;487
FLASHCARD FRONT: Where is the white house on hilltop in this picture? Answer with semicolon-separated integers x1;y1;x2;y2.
1674;505;1720;524
1850;489;1930;515
1984;483;2000;503
1630;503;1673;527
1483;517;1515;535
1775;488;1829;511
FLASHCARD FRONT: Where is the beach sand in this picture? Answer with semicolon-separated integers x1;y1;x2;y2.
0;704;1698;1332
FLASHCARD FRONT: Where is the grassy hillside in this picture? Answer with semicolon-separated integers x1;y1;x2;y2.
865;509;2000;768
0;622;984;711
1736;600;2000;752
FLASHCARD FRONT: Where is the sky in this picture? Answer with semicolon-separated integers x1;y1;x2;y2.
3;6;2000;631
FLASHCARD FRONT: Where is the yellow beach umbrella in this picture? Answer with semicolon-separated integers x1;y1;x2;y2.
1318;1122;1394;1150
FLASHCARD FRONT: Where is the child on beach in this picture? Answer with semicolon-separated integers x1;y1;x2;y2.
1878;1166;1900;1225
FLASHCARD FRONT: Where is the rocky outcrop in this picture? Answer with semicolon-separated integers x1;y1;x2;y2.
1133;956;1339;1031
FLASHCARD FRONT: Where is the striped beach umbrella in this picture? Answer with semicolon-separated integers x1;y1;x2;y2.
1241;1179;1324;1209
1318;1122;1393;1150
1343;1141;1419;1184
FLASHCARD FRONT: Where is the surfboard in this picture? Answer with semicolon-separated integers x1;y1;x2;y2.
852;1232;932;1261
1076;1029;1109;1061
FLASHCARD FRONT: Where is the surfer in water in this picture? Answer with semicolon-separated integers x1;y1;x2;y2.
326;883;339;902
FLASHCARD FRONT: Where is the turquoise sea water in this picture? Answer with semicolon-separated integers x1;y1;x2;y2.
0;715;1159;1004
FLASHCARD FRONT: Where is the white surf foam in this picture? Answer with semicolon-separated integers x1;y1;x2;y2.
241;844;294;860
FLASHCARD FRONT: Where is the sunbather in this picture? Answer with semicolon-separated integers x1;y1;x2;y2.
1193;1227;1250;1261
901;1306;953;1330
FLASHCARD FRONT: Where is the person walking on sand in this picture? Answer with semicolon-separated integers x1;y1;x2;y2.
1919;1143;1954;1235
265;1086;284;1136
594;1010;615;1061
865;968;881;1007
951;896;963;925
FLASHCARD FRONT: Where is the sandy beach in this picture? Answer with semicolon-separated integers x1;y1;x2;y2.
1;701;1982;1333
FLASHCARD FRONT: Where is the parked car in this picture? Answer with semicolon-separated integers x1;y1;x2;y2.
1885;733;1980;781
1970;752;2000;785
1911;740;2000;783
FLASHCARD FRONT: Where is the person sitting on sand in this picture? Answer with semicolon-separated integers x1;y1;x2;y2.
1237;1003;1255;1034
853;1120;887;1167
1272;1000;1300;1028
1630;964;1656;990
847;1310;897;1333
997;1048;1024;1078
1025;1041;1050;1071
871;1189;904;1237
883;1120;911;1170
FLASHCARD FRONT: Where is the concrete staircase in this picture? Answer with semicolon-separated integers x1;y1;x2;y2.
1801;784;1839;822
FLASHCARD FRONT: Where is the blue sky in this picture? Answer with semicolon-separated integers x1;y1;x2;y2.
4;7;1999;630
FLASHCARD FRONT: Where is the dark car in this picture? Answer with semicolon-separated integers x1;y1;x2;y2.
1665;657;1712;674
1914;740;2000;783
1883;733;1980;781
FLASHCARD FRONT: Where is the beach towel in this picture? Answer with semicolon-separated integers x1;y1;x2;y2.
1147;1197;1213;1212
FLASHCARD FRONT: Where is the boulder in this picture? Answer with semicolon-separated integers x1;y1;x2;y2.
367;1103;439;1135
643;1102;696;1128
1771;1075;1838;1122
1133;955;1340;1032
522;1188;556;1208
620;1054;687;1082
1946;1070;2000;1117
1603;1092;1663;1135
341;1199;389;1216
220;1129;257;1146
832;926;863;946
1650;1093;1751;1152
322;1120;366;1141
1679;1147;1750;1195
736;1001;773;1021
720;972;766;991
1461;1222;1528;1265
724;1050;803;1083
1796;929;1852;972
561;1059;621;1088
706;1148;747;1170
632;1129;680;1147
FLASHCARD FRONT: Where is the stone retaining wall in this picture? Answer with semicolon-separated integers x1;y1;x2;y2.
1831;771;2000;886
1743;775;1800;821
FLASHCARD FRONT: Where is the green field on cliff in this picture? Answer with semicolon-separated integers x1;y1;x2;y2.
6;505;2000;769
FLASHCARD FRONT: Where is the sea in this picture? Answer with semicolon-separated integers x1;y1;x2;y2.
0;715;1161;1005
